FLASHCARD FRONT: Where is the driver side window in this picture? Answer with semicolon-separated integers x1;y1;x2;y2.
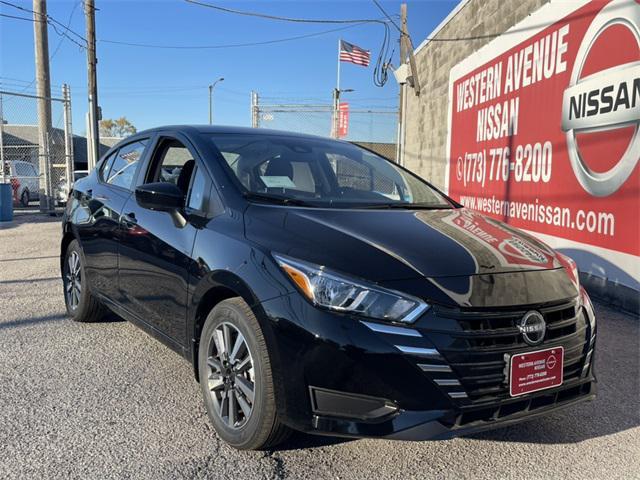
148;139;195;201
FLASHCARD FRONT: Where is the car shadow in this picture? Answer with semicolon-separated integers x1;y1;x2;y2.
269;430;353;451
0;212;61;230
0;310;125;331
99;311;127;323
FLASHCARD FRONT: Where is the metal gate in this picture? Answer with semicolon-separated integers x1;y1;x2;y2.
0;87;74;213
250;92;399;161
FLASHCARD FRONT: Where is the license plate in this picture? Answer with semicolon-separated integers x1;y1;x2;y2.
509;346;564;397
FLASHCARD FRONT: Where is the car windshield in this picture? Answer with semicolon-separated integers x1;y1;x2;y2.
210;134;453;209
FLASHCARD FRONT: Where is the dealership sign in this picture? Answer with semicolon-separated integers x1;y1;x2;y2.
446;0;639;271
337;102;349;138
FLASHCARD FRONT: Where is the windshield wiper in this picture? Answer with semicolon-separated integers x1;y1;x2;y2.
243;191;316;207
357;203;453;210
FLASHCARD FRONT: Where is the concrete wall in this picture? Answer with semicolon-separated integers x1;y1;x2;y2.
403;0;547;190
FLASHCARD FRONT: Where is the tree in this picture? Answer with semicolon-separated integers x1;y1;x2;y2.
99;117;137;137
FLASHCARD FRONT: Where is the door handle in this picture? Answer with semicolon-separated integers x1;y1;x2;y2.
122;212;137;226
95;194;109;202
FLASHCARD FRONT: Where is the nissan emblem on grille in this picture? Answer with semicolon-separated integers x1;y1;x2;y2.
516;311;547;346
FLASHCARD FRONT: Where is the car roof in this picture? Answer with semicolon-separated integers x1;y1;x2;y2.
133;125;346;143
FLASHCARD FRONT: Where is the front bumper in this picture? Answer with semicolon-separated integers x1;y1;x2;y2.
257;293;597;440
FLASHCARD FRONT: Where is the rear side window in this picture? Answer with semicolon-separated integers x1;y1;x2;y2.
106;140;147;190
99;151;117;182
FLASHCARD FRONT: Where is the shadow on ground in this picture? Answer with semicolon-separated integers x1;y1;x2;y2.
0;310;125;331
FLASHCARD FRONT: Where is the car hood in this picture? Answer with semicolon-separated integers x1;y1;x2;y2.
244;205;566;282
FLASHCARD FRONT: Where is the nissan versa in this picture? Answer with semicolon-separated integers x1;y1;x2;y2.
60;126;596;450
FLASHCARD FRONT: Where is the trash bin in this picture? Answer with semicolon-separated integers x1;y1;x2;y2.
0;183;13;222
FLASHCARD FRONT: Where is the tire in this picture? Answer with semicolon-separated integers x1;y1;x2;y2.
62;240;107;323
20;189;29;207
198;297;291;450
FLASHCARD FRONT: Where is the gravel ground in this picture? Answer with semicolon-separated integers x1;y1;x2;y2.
1;213;639;480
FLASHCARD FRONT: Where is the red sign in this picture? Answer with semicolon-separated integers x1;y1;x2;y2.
509;347;564;396
338;102;349;138
446;1;639;272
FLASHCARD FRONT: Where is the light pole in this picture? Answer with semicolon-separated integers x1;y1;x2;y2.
209;77;224;124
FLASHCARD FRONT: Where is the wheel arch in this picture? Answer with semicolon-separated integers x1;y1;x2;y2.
189;270;277;383
60;227;76;275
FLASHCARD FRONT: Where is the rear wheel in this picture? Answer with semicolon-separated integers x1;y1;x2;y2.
20;189;29;207
198;297;291;450
63;240;107;322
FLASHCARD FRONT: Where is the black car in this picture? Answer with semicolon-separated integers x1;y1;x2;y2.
60;126;596;450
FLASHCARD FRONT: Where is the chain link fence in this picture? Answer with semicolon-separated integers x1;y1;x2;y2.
251;93;399;161
0;87;73;212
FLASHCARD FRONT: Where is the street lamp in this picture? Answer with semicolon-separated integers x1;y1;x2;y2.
209;77;224;124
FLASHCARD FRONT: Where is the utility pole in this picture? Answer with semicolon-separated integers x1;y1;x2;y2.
400;5;421;97
397;3;408;165
33;0;53;212
250;91;259;128
85;0;100;170
331;88;340;138
62;84;74;187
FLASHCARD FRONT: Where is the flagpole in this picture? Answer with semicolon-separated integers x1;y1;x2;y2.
333;39;341;138
336;38;341;92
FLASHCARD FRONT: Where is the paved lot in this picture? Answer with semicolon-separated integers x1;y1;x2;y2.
1;214;639;480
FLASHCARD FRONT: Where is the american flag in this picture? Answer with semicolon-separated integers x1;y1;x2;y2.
339;40;370;67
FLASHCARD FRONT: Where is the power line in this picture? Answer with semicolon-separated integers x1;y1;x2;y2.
0;12;31;21
0;0;86;42
184;0;396;87
50;1;82;60
371;0;402;33
7;1;83;97
0;1;86;50
100;23;366;49
184;0;389;25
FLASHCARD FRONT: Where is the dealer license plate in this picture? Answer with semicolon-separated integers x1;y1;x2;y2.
509;346;564;397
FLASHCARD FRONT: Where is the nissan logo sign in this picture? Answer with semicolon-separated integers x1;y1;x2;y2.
517;311;547;346
561;0;640;197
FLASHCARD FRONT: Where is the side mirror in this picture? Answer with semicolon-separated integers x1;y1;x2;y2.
135;182;187;228
135;182;184;212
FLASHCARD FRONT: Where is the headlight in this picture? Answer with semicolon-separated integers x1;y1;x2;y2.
580;286;596;330
556;252;579;289
274;254;429;323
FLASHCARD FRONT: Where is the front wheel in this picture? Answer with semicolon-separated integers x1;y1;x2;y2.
198;298;291;450
63;240;107;322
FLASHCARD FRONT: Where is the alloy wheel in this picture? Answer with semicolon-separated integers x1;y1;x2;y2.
206;322;256;430
65;251;82;310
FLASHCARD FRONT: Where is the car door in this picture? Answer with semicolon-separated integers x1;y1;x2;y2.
75;139;149;302
117;133;206;345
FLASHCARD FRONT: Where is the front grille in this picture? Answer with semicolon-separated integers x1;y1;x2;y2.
440;381;593;428
425;299;592;403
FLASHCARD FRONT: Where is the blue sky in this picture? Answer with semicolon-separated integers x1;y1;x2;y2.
1;0;457;140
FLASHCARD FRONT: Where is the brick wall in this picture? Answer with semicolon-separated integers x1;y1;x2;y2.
403;0;547;190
